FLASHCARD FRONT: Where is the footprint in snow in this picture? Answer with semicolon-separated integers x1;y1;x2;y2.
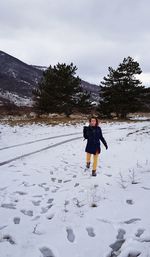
0;234;15;245
1;203;16;209
9;164;16;168
22;181;35;187
15;191;27;195
47;198;54;204
39;246;56;257
123;218;141;224
63;179;72;183
51;178;56;182
46;213;55;220
109;239;125;252
66;227;75;243
20;209;33;216
39;183;50;191
126;199;134;205
116;228;126;240
135;228;145;237
32;195;43;198
13;217;20;224
63;161;68;164
86;227;96;237
142;186;150;190
32;215;41;221
51;187;59;193
74;183;79;187
109;229;126;252
32;200;41;206
41;205;53;214
0;187;7;191
15;170;22;173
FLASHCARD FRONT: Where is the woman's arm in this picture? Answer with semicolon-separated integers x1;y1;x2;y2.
99;127;108;149
83;126;89;139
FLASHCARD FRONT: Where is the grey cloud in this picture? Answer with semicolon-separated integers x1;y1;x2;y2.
0;0;150;85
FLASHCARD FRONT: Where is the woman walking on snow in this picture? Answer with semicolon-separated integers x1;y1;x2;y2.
83;117;108;176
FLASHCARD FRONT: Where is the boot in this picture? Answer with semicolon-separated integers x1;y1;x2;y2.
92;170;97;176
86;162;90;169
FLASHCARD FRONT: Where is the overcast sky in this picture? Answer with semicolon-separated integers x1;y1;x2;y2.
0;0;150;85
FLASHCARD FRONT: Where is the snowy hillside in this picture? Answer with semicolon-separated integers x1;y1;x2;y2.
0;89;33;107
0;121;150;257
0;50;99;107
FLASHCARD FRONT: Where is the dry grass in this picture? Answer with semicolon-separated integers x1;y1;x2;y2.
0;112;149;126
0;116;88;126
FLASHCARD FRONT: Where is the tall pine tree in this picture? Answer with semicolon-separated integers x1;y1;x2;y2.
98;57;145;119
33;62;91;116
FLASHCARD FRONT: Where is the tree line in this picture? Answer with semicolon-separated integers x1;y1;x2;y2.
33;56;150;119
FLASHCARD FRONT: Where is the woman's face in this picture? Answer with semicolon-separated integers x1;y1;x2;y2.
90;118;97;126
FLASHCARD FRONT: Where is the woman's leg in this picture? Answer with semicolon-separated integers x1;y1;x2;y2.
93;153;99;171
86;152;91;168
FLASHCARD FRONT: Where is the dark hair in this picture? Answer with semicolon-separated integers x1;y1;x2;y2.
89;117;99;126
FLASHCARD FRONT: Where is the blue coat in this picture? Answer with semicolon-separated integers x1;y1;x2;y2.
83;125;108;154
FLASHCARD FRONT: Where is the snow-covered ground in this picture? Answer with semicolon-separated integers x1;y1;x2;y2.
0;121;150;257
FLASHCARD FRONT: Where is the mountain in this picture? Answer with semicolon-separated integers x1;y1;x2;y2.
0;50;100;107
81;80;100;102
0;50;43;107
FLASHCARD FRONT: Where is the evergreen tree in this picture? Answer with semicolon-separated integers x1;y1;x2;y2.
33;62;91;116
75;90;92;113
140;87;150;112
98;57;145;119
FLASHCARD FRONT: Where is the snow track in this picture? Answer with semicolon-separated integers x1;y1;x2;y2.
0;132;82;151
0;135;82;166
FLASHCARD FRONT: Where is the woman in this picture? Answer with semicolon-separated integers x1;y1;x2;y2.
83;117;108;176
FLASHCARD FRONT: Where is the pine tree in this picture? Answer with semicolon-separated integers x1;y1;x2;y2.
140;87;150;112
98;57;145;119
33;63;91;116
75;90;92;113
